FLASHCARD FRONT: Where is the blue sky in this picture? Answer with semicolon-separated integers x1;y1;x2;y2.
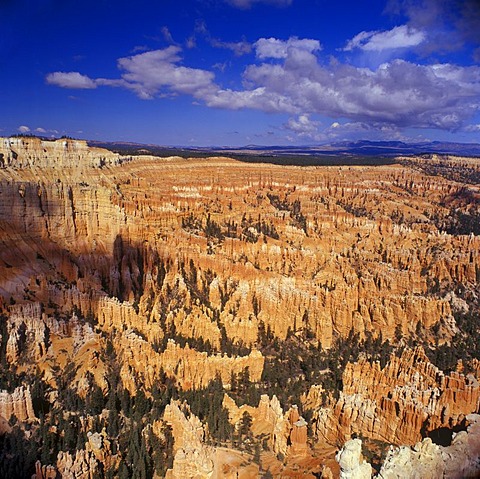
1;0;480;146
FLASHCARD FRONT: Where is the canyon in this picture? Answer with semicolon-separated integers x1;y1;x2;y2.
0;136;479;478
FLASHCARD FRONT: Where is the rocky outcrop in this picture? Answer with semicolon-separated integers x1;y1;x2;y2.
162;401;261;479
333;414;480;478
32;461;57;479
336;439;372;479
222;394;309;457
377;414;480;479
223;393;286;453
119;332;264;392
5;303;49;363
32;437;105;479
163;400;215;479
0;385;35;422
0;137;121;169
287;406;309;454
315;347;480;446
55;449;100;479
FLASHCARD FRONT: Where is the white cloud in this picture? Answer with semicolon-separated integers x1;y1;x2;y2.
210;38;252;56
386;0;480;56
344;25;426;51
46;71;97;89
226;0;292;9
255;37;321;59
35;127;47;133
324;121;404;140
464;124;480;132
131;45;149;54
47;48;217;100
18;125;30;133
285;114;320;136
229;53;480;130
46;38;480;133
115;47;216;99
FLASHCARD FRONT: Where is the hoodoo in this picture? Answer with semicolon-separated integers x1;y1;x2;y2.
0;138;479;477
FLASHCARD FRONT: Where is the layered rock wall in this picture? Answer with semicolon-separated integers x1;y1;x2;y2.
377;413;480;479
119;332;264;391
223;393;309;457
2;143;478;352
315;347;480;446
163;400;216;479
0;385;35;422
0;137;121;169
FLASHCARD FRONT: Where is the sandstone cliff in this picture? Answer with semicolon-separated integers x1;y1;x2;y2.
332;413;480;479
223;393;309;457
0;139;479;477
0;137;122;169
163;400;215;479
163;399;262;479
118;332;264;392
0;385;35;422
2;138;478;353
336;439;372;479
314;347;480;447
377;413;480;479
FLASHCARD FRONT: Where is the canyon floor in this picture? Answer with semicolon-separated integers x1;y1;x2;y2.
0;137;479;478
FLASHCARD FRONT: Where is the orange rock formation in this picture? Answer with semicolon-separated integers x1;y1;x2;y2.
314;347;480;446
0;385;35;422
0;138;479;477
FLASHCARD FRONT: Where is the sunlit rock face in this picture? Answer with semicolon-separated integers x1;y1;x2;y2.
334;415;480;479
0;386;35;422
336;439;372;479
0;138;479;477
2;138;477;350
0;136;120;169
313;346;480;446
376;414;480;479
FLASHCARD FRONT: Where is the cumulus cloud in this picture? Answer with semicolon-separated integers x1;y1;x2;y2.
285;114;320;136
284;117;407;142
47;47;217;100
255;37;321;59
464;124;480;132
324;121;406;141
115;47;216;99
344;25;426;51
46;71;97;89
16;126;58;136
234;48;480;130
386;0;480;56
46;37;480;133
226;0;292;9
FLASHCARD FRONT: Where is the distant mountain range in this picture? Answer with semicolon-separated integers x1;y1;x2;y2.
208;140;480;157
89;139;480;161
